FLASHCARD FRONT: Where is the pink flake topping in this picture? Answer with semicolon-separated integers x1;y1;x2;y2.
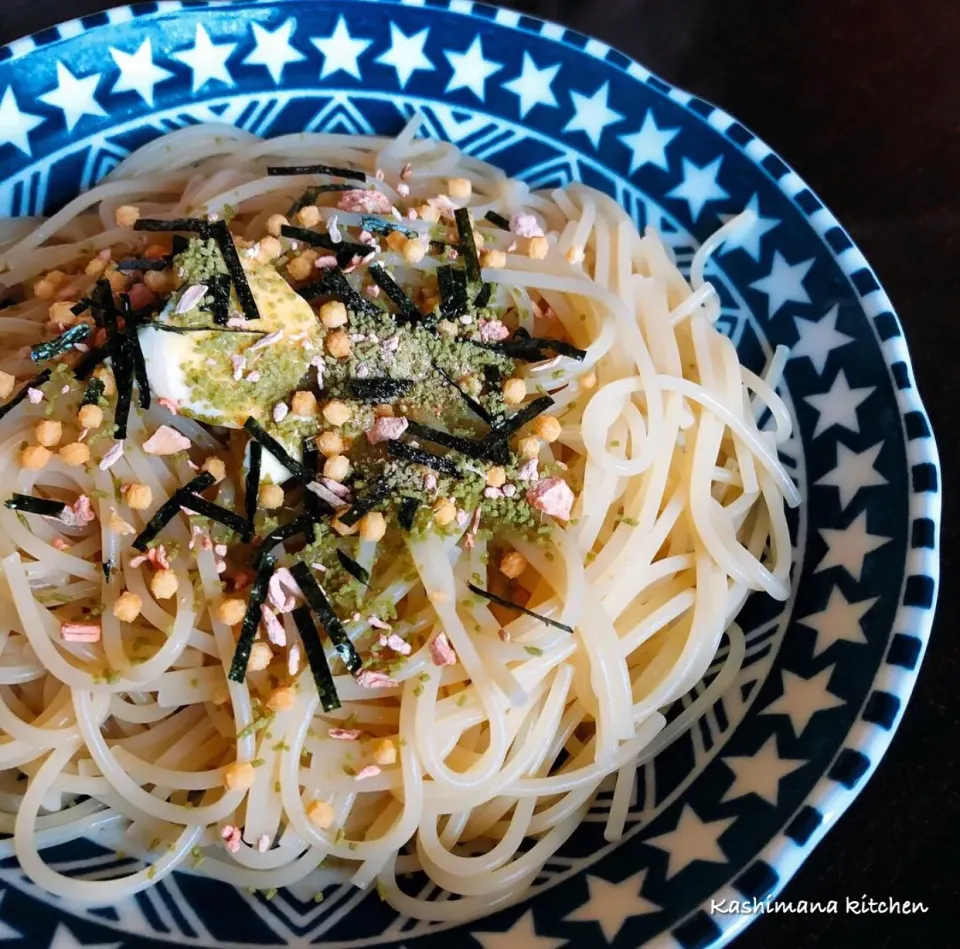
60;495;96;528
314;255;338;269
268;572;297;614
175;284;208;315
261;605;286;647
517;459;539;482
52;538;70;551
257;835;270;853
366;416;408;445
220;825;242;854
60;622;101;643
26;388;43;404
231;354;246;381
328;728;362;741
248;329;283;352
526;476;575;521
429;631;457;667
336;189;393;215
288;643;301;676
380;632;411;655
143;425;191;456
509;212;544;238
157;397;179;415
478;319;510;342
127;282;157;311
354;764;382;781
368;615;392;631
99;440;125;471
365;284;381;299
400;163;413;181
397;183;410;197
355;670;398;690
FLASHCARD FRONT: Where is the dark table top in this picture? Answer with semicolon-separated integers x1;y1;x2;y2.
1;1;956;946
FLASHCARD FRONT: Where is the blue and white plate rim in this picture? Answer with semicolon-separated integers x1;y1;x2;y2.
0;0;942;947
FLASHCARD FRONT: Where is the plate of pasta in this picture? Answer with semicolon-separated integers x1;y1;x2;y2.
0;2;939;949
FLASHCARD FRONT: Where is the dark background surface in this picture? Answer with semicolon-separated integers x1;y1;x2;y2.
0;1;956;947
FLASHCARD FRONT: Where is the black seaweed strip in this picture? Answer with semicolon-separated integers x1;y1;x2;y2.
245;441;262;526
81;377;105;406
134;219;212;235
388;440;460;476
488;395;555;439
345;378;414;402
171;235;190;256
92;279;118;335
338;478;392;527
286;184;354;217
467;583;574;633
267;164;366;182
30;324;91;363
102;560;113;581
70;300;90;317
397;497;419;532
435;365;496;426
256;514;314;567
290;562;363;675
404;420;498;461
336;549;370;587
121;296;151;410
0;369;51;423
243;417;309;483
111;341;135;440
302;439;321;519
4;494;66;516
473;282;493;309
280;225;370;265
210;221;260;323
436;266;468;319
367;262;419;321
472;336;587;362
182;493;252;542
298;268;381;318
454;208;481;284
116;259;168;272
208;273;232;325
138;323;266;336
74;346;108;380
484;211;511;231
228;555;275;682
292;606;341;712
131;472;216;551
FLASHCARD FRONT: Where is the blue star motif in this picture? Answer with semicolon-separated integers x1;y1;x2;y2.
619;110;679;173
666;156;729;221
444;37;502;100
244;19;306;84
173;24;237;93
563;82;623;149
109;39;173;106
719;193;780;261
377;24;434;89
750;251;815;318
311;17;371;80
0;86;44;156
503;52;560;118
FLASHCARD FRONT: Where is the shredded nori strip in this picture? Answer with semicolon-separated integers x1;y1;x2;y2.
132;472;216;551
388;440;461;476
286;184;354;217
256;514;314;567
291;562;363;675
228;555;276;682
280;225;370;268
336;549;370;587
0;368;51;423
298;268;381;318
454;208;481;284
91;279;118;334
435;365;496;426
345;378;414;402
138;322;266;336
70;300;90;318
243;417;309;483
360;215;414;237
397;497;419;532
484;210;511;231
467;583;574;633
4;494;66;517
403;420;499;462
473;335;587;363
485;394;555;441
110;339;135;440
338;477;392;527
436;265;468;319
134;218;212;235
209;220;260;323
181;493;252;542
121;295;151;410
115;259;168;272
208;273;232;325
81;377;105;406
30;324;91;363
74;345;108;380
473;282;493;309
244;440;262;526
367;262;419;321
293;606;341;712
302;438;322;519
267;164;366;182
102;560;113;581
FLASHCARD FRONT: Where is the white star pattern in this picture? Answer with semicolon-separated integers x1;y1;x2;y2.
503;52;560;118
644;805;735;879
311;17;371;81
797;586;878;656
721;735;806;806
38;62;105;133
666;157;729;221
444;37;502;100
619;110;679;173
245;19;306;84
0;86;44;156
762;667;844;736
47;924;121;949
815;511;890;581
563;82;623;149
816;441;887;510
803;369;875;438
377;24;434;89
173;24;237;93
109;39;173;106
472;911;565;949
791;304;854;374
749;251;815;318
565;871;660;942
719;193;779;261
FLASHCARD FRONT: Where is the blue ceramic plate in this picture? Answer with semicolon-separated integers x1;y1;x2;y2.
0;2;940;948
